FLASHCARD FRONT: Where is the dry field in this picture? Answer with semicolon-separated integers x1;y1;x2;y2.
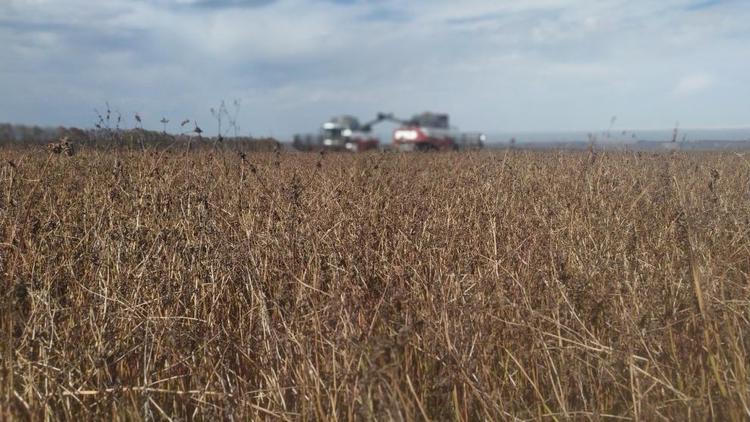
1;147;749;420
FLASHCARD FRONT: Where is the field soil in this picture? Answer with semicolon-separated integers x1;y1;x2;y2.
1;148;749;420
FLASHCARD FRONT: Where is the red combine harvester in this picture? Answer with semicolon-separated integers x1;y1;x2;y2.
386;112;485;151
292;112;484;152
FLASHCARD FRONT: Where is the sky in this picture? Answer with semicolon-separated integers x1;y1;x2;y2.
1;0;749;139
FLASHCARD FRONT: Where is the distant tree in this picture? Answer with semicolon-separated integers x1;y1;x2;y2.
0;123;13;143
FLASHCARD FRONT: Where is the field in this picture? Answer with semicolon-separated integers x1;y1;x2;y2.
1;147;749;420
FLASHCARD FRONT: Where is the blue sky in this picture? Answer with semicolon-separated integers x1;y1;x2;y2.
1;0;749;138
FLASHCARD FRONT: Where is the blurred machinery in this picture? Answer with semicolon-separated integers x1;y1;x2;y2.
388;112;485;151
293;112;484;152
293;114;384;152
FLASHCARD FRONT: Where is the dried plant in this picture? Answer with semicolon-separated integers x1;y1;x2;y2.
45;136;75;156
0;148;748;420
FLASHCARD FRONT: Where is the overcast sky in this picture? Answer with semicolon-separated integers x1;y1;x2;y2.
1;0;749;138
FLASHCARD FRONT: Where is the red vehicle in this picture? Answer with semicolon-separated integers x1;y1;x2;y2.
387;112;484;151
292;112;484;152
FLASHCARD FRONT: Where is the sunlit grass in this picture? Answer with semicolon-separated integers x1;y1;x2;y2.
1;147;748;420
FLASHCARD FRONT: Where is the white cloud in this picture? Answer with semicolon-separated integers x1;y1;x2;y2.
674;74;715;96
0;0;749;135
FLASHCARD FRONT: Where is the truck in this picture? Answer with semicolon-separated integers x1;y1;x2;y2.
293;115;383;152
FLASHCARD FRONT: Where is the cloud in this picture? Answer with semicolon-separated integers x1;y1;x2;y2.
0;0;749;135
181;0;277;9
685;0;724;11
674;74;715;96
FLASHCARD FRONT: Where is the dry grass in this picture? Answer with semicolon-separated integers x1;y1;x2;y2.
1;147;749;420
